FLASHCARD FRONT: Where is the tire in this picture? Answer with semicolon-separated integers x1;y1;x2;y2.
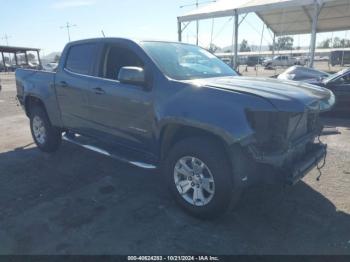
29;106;62;153
264;63;272;69
163;137;241;219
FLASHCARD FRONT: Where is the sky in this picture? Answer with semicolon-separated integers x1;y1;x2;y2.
0;0;349;57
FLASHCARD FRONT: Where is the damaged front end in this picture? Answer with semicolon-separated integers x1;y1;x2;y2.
245;109;327;185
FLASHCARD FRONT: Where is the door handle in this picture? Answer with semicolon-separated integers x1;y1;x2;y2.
93;87;106;95
59;81;69;88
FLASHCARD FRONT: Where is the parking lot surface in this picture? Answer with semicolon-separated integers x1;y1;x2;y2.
0;73;349;254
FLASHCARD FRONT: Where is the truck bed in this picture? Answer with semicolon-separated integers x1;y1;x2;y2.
16;68;56;102
15;68;62;127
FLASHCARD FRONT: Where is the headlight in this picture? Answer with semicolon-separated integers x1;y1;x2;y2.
286;74;295;80
319;90;335;112
246;110;309;152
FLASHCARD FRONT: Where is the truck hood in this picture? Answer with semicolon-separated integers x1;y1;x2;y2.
189;76;335;112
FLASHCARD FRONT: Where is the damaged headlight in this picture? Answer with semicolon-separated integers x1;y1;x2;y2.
319;90;335;112
246;110;315;152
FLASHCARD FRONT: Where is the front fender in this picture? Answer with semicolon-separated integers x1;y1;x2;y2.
155;82;277;146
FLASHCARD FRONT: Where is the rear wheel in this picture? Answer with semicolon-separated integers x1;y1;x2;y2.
30;106;62;153
164;137;241;219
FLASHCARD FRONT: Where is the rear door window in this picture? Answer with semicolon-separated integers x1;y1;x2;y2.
65;43;96;75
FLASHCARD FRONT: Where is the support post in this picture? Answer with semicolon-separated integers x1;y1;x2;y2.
177;19;182;42
309;0;320;68
196;0;199;45
196;20;199;45
272;33;276;57
14;52;18;66
234;10;239;70
1;52;5;69
25;52;29;65
37;50;42;68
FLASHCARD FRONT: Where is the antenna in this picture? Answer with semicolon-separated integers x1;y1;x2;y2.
101;30;106;38
60;22;77;42
1;34;11;46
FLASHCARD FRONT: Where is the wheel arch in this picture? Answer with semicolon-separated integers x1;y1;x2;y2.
159;122;255;187
24;95;49;117
159;123;234;162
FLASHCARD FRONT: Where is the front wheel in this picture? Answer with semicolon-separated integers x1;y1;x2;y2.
30;106;62;153
164;137;241;219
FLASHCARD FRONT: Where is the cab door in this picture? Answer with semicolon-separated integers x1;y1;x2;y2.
86;43;155;154
55;43;98;134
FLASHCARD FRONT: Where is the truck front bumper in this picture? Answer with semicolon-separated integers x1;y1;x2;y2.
247;137;327;185
285;143;326;185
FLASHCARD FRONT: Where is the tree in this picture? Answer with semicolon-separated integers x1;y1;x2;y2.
318;37;350;48
208;44;221;54
27;53;36;62
16;54;25;63
318;38;332;48
239;39;251;52
54;55;61;62
339;38;350;48
269;36;294;51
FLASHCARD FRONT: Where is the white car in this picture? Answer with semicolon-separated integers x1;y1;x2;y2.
263;55;303;68
43;62;58;71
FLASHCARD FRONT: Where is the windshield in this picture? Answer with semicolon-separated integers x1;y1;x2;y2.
141;42;238;80
323;68;350;83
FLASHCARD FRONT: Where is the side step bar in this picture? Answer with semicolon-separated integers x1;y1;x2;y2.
62;134;157;170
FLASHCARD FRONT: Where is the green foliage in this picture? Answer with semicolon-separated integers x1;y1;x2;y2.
54;55;61;62
239;39;251;52
269;36;294;51
208;44;221;54
318;37;350;48
27;53;36;62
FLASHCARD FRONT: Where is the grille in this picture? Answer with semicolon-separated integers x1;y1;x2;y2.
288;113;308;141
307;112;319;133
248;111;321;153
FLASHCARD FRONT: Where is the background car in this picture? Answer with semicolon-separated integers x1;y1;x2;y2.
263;55;301;68
278;65;330;82
246;56;261;66
316;68;350;112
330;50;350;66
279;66;350;112
42;62;58;71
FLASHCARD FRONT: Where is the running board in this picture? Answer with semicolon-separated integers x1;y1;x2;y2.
62;134;157;169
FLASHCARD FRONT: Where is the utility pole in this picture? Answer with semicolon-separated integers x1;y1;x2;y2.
180;0;216;45
1;34;11;46
60;22;77;42
195;0;199;46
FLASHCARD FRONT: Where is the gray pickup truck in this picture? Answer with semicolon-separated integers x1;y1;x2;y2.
16;38;335;218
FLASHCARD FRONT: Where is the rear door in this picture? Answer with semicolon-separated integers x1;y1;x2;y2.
86;43;155;154
55;43;98;133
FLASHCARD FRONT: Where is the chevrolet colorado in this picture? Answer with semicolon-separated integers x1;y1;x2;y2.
16;38;335;218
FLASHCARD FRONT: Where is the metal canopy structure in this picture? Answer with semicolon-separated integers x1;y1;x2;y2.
0;45;41;70
0;45;40;53
177;0;350;68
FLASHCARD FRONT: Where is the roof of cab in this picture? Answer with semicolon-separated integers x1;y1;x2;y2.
66;37;195;47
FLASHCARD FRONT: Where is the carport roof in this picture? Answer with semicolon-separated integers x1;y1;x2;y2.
0;45;40;53
178;0;350;35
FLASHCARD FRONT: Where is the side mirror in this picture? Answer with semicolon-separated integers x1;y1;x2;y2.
118;66;145;86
